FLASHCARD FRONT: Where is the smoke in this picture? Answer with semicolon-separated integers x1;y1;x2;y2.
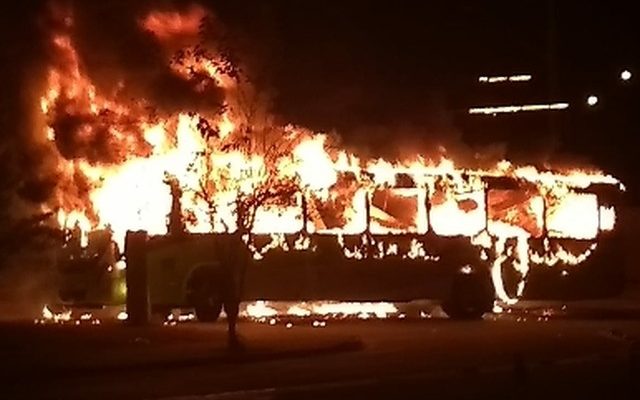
297;91;510;169
0;0;54;268
65;1;224;115
19;1;230;210
48;96;152;164
298;95;581;171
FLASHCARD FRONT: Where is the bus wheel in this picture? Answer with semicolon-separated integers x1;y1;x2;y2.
442;265;493;320
187;268;223;323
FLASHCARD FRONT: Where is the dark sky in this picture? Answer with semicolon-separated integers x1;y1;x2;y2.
210;0;638;197
1;1;638;201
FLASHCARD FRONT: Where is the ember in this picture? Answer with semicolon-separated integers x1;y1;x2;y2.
35;306;101;325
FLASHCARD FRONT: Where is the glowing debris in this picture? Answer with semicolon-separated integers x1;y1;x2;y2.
35;305;101;325
460;265;473;275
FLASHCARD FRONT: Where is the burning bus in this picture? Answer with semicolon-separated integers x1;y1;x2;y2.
43;5;624;320
55;151;624;320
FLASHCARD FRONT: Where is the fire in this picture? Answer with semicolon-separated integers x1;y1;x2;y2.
41;305;71;323
242;301;399;320
429;185;486;236
293;135;340;193
35;306;100;325
40;5;623;307
287;304;312;317
140;5;206;42
243;301;278;318
599;205;616;231
164;311;197;325
311;302;398;319
546;192;599;239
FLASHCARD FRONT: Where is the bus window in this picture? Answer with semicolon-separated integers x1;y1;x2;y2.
429;187;486;237
547;192;598;239
370;188;427;234
252;193;304;234
488;189;544;238
307;173;367;234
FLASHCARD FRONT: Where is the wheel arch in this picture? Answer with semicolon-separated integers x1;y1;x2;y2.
183;262;223;305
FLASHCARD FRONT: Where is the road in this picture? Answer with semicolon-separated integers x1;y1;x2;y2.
2;313;640;400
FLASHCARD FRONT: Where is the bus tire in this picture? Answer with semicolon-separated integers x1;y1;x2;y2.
442;266;493;320
187;266;223;323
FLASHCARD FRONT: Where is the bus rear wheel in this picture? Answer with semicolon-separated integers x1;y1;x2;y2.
442;265;493;320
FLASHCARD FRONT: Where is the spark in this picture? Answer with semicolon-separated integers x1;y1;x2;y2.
460;265;473;274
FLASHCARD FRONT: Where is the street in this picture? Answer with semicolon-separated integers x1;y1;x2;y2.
2;313;640;399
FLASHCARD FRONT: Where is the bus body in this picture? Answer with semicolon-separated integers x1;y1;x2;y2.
56;173;623;319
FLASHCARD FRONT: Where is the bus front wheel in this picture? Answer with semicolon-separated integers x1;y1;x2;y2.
187;267;224;323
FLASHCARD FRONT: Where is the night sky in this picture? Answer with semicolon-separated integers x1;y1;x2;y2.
1;1;638;203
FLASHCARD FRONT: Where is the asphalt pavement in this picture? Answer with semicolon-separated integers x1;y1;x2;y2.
2;315;640;399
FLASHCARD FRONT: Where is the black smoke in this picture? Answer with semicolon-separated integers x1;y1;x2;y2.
59;1;224;115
